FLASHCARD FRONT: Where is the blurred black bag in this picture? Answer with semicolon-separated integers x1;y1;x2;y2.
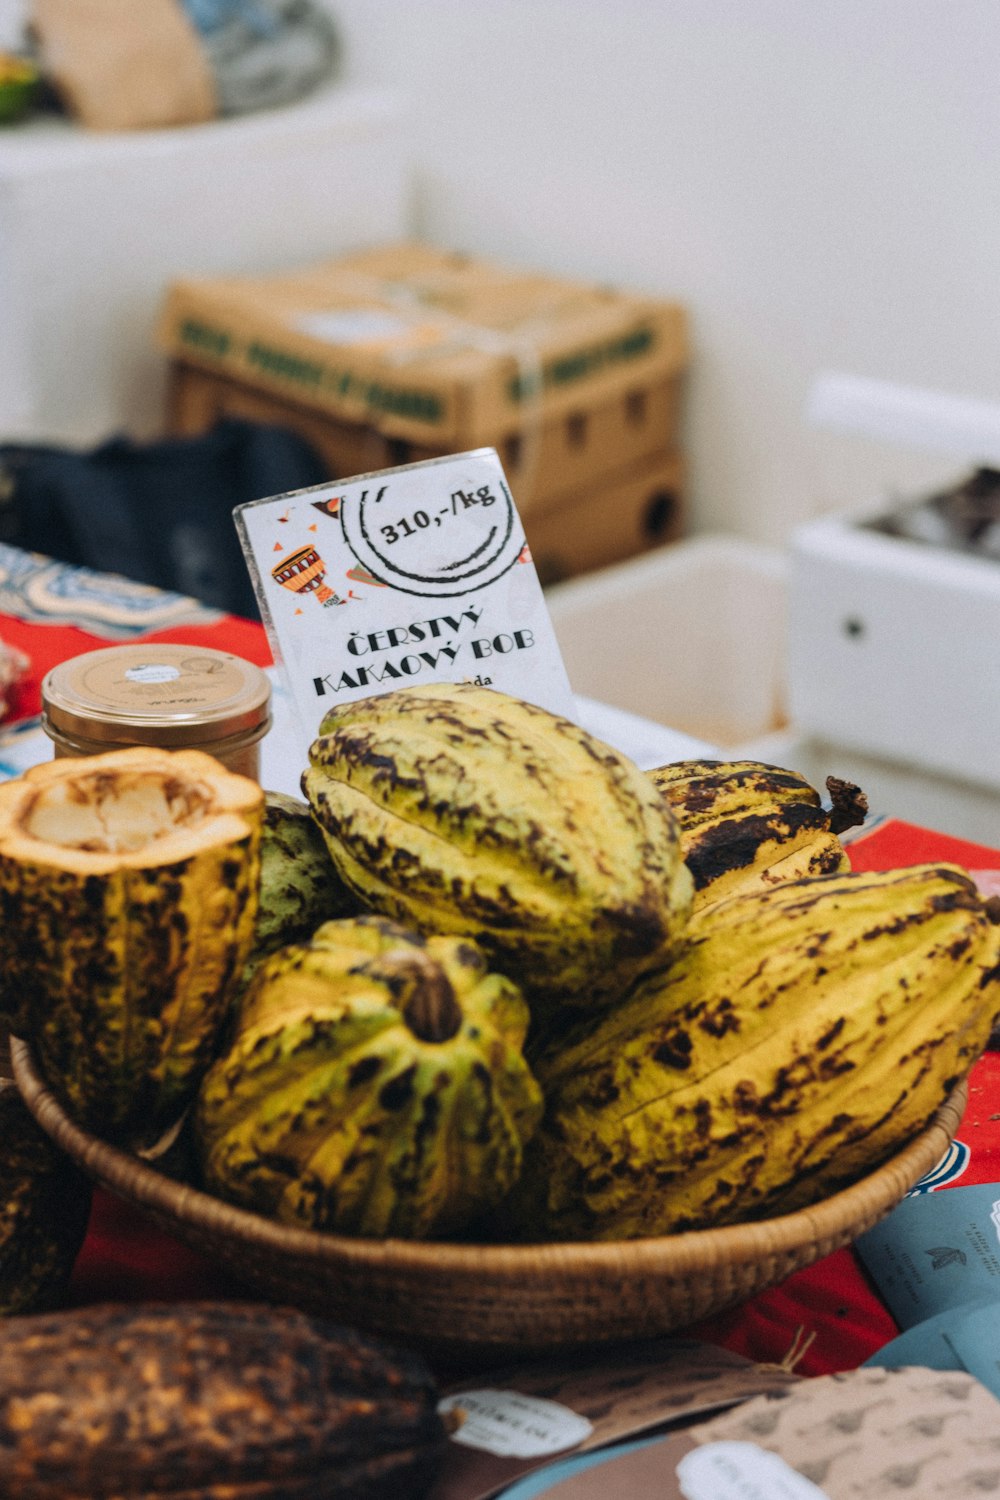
0;419;330;620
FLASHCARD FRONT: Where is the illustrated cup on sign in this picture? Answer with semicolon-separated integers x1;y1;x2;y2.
272;545;343;607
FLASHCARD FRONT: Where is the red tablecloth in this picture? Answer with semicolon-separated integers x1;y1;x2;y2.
3;546;999;1380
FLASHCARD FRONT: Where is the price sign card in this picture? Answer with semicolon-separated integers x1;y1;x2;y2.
235;449;577;765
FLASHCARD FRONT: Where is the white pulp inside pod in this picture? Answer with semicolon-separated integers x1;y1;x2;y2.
23;770;212;854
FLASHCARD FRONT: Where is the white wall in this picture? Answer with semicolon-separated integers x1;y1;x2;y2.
322;0;1000;546
2;1;997;546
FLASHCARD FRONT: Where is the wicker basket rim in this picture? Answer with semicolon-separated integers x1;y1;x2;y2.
10;1036;966;1282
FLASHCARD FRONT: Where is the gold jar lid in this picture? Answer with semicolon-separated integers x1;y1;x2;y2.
41;645;272;750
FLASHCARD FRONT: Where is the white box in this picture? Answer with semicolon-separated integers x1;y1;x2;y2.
788;508;1000;790
544;534;789;751
0;85;412;444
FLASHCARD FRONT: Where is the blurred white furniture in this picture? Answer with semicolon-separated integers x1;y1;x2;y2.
546;530;1000;847
0;84;412;444
546;535;788;755
786;375;1000;804
787;508;1000;793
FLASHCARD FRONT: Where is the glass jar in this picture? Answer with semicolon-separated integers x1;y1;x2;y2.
41;644;272;781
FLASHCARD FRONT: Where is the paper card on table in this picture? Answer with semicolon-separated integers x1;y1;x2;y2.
681;1365;1000;1499
481;1434;694;1500
428;1338;801;1500
862;1298;996;1374
485;1432;829;1500
234;449;576;767
855;1182;1000;1326
940;1297;1000;1401
440;1374;1000;1500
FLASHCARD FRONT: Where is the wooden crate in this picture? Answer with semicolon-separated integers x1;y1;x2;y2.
167;358;683;516
160;241;689;515
524;450;686;587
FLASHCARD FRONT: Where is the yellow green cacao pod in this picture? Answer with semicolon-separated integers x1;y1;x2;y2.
648;758;867;911
0;747;263;1147
238;790;361;993
302;683;693;1009
195;914;544;1239
514;863;1000;1240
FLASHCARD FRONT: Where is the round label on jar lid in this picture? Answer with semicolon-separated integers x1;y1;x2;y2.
123;663;182;686
42;644;271;748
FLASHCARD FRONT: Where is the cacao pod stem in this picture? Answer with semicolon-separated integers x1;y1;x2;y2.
825;775;868;834
367;950;464;1043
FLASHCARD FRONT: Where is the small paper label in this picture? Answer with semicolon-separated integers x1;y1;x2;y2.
294;308;440;350
438;1389;593;1459
235;449;577;764
677;1442;830;1500
124;663;180;685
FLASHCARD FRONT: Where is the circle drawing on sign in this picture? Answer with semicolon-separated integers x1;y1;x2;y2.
340;474;522;598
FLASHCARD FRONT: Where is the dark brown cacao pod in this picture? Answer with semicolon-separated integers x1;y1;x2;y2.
0;1080;90;1315
0;1299;450;1498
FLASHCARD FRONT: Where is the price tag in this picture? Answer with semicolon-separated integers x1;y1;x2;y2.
437;1388;592;1459
235;449;577;764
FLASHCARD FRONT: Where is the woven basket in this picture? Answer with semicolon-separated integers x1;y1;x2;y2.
11;1036;965;1362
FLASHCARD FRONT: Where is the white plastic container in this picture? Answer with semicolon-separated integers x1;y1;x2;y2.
787;508;1000;791
544;534;788;750
0;85;412;444
542;527;1000;846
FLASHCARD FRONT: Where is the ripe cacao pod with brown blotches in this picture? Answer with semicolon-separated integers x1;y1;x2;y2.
0;1300;451;1498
